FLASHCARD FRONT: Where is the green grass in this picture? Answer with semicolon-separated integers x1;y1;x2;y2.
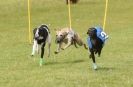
0;0;133;87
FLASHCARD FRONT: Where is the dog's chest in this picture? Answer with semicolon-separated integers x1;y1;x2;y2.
37;39;44;44
63;37;68;44
91;38;103;49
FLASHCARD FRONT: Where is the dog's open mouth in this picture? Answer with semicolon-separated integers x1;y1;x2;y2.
55;39;61;44
55;37;64;44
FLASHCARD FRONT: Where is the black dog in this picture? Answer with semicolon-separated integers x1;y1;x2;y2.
31;24;51;66
87;27;108;70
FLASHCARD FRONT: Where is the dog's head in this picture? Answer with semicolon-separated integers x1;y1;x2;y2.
34;24;49;40
87;27;97;38
55;30;68;44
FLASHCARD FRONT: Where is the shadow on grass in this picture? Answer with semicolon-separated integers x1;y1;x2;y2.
97;66;115;71
45;59;85;65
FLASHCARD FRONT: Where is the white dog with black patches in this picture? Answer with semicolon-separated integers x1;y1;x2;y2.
31;24;51;66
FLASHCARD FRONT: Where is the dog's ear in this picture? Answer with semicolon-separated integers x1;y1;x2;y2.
33;28;37;34
87;29;91;35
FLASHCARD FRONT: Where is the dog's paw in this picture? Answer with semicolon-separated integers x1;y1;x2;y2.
83;44;88;50
61;48;65;50
93;63;98;70
30;54;34;57
54;51;59;54
75;46;78;48
85;47;88;50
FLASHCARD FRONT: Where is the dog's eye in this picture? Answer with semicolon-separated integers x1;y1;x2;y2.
60;35;63;36
56;35;58;37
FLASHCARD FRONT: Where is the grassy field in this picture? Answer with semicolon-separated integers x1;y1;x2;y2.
0;0;133;87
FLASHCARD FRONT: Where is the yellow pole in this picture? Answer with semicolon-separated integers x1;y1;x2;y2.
67;0;72;30
28;0;32;44
103;0;108;31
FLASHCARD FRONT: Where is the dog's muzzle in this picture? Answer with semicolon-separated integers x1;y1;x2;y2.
55;36;64;44
55;38;61;43
35;37;39;40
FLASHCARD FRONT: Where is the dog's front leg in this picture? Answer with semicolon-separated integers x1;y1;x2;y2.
55;43;61;54
31;40;37;56
36;44;39;54
47;34;51;57
63;42;71;50
40;43;45;66
63;38;72;50
47;43;51;57
91;50;97;70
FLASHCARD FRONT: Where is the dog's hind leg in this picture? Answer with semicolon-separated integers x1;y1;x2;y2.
98;47;102;57
75;37;88;49
73;39;78;48
75;39;88;49
83;43;88;49
97;46;103;57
